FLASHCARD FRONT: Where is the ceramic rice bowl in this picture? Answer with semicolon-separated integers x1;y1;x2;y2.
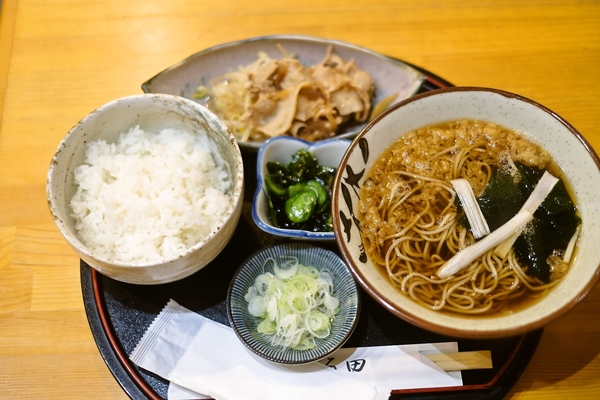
47;94;244;285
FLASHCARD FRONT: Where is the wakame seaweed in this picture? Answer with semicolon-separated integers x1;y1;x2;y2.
264;149;336;232
460;162;580;282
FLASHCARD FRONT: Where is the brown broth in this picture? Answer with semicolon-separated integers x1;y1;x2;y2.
359;119;579;316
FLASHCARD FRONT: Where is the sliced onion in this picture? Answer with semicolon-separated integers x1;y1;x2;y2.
248;295;267;317
306;312;331;338
266;295;278;321
244;286;258;302
245;257;340;350
254;273;273;295
274;256;299;279
257;319;276;335
298;264;319;278
323;291;340;312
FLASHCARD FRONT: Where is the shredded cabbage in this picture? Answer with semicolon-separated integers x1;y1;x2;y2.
245;256;340;350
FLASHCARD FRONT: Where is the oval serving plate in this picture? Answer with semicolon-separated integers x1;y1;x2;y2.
141;35;425;152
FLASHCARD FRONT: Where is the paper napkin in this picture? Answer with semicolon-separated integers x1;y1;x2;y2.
130;300;462;400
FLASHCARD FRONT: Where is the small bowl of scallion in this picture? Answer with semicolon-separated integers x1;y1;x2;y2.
227;242;360;364
252;136;351;242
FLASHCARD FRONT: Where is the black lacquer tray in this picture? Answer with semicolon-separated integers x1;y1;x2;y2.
81;66;542;400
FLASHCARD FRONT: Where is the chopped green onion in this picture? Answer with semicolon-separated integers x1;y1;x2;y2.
273;257;299;280
245;256;340;350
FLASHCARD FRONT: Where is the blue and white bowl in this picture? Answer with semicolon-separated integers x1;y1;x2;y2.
252;136;351;242
227;242;360;364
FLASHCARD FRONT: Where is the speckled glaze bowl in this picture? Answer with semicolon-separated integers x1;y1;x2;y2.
252;136;351;242
333;86;600;338
227;242;360;364
47;94;244;285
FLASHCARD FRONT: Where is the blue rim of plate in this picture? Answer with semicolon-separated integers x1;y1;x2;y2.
227;242;361;364
252;137;351;241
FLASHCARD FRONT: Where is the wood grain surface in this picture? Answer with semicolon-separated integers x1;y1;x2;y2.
1;0;599;398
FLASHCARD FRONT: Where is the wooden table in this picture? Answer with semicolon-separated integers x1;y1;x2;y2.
1;0;599;398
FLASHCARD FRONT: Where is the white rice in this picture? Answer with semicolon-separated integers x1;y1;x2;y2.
70;125;232;263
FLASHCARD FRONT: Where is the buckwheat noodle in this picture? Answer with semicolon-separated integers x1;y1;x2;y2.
358;119;566;315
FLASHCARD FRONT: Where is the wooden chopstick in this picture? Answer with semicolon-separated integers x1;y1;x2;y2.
424;350;493;371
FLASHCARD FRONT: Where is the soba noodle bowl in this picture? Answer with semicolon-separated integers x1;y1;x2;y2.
358;119;578;316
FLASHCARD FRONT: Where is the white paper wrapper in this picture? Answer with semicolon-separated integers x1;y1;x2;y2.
130;300;462;400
